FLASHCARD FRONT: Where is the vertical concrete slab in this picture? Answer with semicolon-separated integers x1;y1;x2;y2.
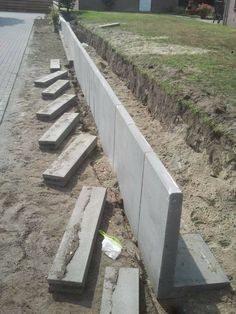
114;106;152;238
96;79;122;163
114;105;152;238
73;41;82;88
138;151;182;297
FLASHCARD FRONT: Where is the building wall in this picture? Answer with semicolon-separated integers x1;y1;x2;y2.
0;0;52;12
152;0;178;12
224;0;236;28
79;0;139;12
79;0;177;13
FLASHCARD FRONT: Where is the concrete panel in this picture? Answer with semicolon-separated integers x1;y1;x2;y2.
43;133;97;186
138;151;182;297
73;41;99;115
174;234;229;289
91;73;122;163
38;113;79;149
48;186;107;293
42;80;70;100
59;17;230;300
50;59;61;72
34;70;68;87
114;105;152;238
36;94;76;121
100;267;139;314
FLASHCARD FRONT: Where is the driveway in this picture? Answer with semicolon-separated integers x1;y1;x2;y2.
0;11;44;123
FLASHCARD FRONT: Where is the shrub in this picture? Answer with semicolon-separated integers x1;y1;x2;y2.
197;3;214;19
185;0;198;15
60;0;75;13
49;6;59;32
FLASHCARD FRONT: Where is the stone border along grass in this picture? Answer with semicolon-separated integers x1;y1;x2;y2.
59;16;229;299
73;23;235;178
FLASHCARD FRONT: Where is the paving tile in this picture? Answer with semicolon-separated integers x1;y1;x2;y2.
0;12;43;124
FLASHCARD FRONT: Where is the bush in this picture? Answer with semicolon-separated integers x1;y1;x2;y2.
49;6;59;32
197;3;214;19
60;0;75;13
185;0;198;15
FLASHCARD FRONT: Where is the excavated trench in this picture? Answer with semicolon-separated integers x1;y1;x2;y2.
67;21;236;313
72;23;235;178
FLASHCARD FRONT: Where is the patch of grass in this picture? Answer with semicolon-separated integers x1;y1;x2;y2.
77;11;236;50
75;10;236;114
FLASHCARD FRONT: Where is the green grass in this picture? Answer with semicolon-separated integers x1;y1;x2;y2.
75;11;236;107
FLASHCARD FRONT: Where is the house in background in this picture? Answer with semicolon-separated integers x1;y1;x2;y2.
224;0;236;27
0;0;52;12
79;0;178;13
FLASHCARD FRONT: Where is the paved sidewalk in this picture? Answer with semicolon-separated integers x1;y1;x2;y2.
0;11;44;124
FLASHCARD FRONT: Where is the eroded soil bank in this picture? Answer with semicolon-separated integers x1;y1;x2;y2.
0;20;157;314
70;23;236;313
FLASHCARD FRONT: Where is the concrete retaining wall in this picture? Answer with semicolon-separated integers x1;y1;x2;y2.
59;17;183;297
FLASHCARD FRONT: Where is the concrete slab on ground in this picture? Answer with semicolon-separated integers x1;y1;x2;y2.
36;94;76;121
50;59;61;72
38;112;79;149
34;70;68;87
41;79;70;100
100;267;139;314
48;186;107;293
174;233;229;291
43;133;97;186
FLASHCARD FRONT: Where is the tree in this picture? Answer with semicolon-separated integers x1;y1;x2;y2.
59;0;75;13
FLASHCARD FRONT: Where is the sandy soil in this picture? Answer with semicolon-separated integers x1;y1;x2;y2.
0;16;235;314
83;45;236;313
92;28;209;56
0;20;157;314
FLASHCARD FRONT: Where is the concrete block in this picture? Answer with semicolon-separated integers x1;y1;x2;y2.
91;74;121;163
36;94;76;121
42;80;70;100
50;59;61;72
138;151;182;297
48;186;107;293
100;267;139;314
174;234;229;291
43;133;97;186
34;70;68;87
114;105;152;238
38;113;79;149
99;23;120;28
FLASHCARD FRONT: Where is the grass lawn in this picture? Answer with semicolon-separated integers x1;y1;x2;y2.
74;11;236;123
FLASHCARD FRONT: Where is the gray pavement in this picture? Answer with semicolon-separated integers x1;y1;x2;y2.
0;11;44;124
